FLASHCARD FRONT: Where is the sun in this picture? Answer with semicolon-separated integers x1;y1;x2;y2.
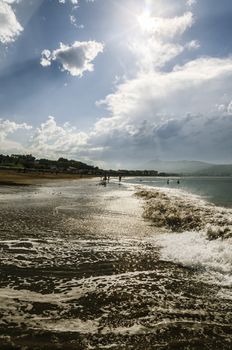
137;10;153;31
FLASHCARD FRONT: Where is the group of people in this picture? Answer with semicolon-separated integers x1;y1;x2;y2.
100;176;180;187
100;174;122;186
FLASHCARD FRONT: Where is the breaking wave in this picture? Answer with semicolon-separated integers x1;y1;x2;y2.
156;231;232;289
136;187;232;239
135;186;232;288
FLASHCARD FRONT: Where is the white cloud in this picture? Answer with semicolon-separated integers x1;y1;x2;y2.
40;49;52;67
70;15;84;29
131;11;194;71
227;101;232;114
0;1;23;43
58;0;94;3
216;104;226;113
41;41;104;77
90;55;232;166
70;14;77;25
1;116;99;162
0;118;31;154
29;116;88;158
0;118;31;141
58;0;79;4
186;0;197;7
185;39;200;50
138;11;193;39
97;57;232;123
1;1;21;3
130;39;184;70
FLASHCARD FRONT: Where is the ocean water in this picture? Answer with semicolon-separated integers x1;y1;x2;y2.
124;176;232;208
0;178;231;349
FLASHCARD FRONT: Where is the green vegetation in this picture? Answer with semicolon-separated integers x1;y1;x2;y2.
0;154;166;177
0;154;99;174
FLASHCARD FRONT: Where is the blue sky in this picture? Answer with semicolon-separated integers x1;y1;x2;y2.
0;0;232;168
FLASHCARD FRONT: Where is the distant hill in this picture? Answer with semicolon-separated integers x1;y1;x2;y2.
193;164;232;176
142;160;232;176
142;160;212;174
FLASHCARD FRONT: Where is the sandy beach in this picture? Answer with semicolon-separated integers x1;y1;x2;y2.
0;178;231;349
0;170;95;186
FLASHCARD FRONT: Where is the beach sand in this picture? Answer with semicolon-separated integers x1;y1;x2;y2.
0;178;231;349
0;170;93;186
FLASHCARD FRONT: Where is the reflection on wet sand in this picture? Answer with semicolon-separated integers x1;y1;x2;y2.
0;179;231;349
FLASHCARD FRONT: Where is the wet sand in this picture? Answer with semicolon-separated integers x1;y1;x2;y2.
0;178;231;349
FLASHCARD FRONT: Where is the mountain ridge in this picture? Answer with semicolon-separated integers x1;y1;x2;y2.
141;160;232;175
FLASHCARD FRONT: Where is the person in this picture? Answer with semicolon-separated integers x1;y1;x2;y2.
177;179;180;184
167;179;169;185
99;174;107;186
119;175;122;182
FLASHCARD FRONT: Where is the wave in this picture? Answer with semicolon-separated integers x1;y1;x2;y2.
135;186;232;288
135;187;232;239
155;231;232;288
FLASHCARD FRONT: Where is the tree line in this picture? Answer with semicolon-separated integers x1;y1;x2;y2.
0;154;98;172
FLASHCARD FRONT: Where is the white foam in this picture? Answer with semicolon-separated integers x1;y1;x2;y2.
42;318;99;333
102;323;147;335
133;185;232;291
155;231;232;288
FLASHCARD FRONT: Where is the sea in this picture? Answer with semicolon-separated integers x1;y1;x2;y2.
124;176;232;208
0;177;231;349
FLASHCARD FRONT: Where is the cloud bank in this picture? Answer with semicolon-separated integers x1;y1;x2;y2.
1;112;232;167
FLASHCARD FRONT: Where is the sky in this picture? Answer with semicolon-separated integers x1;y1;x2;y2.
0;0;232;169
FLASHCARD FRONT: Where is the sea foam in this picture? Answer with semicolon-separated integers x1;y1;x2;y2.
135;187;232;238
155;231;232;288
135;186;232;289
